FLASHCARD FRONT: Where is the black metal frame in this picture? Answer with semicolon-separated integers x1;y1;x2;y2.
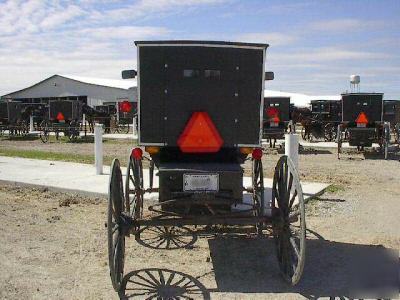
107;41;306;294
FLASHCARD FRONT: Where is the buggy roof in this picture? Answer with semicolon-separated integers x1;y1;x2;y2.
341;92;384;96
134;40;269;49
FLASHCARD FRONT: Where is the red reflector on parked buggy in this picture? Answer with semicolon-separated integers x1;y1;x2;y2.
56;112;65;121
131;147;143;159
177;112;223;153
355;112;368;124
266;107;279;117
252;148;263;160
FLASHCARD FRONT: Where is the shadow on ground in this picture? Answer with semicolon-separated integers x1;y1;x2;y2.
119;227;398;299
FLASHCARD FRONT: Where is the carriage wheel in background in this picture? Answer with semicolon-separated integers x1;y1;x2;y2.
323;123;334;142
336;124;342;159
66;120;79;142
39;120;49;143
125;152;144;236
117;122;130;134
382;123;390;160
108;159;126;291
272;155;306;285
252;157;265;235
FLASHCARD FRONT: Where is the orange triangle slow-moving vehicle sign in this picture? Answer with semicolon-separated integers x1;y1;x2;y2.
177;112;223;153
355;112;368;124
56;112;65;121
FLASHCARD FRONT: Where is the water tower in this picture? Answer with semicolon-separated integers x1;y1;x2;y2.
350;75;360;92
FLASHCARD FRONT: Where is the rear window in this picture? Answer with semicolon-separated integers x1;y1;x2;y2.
205;69;221;79
183;69;200;78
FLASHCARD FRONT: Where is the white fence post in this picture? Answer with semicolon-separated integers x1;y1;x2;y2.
133;116;137;138
285;133;299;170
94;123;103;175
29;115;34;132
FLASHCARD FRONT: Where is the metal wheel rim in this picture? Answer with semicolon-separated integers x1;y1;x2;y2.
125;155;144;219
108;158;126;291
272;155;306;285
252;159;265;233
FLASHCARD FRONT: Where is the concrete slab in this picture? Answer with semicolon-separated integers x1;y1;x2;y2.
261;138;381;149
0;156;329;206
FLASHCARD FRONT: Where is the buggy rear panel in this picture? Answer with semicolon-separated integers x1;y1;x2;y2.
383;100;400;125
264;97;290;122
49;100;81;121
137;41;267;147
0;102;7;120
311;100;342;122
341;93;383;123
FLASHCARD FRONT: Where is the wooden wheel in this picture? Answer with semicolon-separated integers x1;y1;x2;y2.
272;155;306;285
323;123;334;142
117;122;130;134
337;124;342;159
108;158;126;291
67;120;79;141
125;154;143;222
382;123;390;160
252;158;264;234
39;120;49;143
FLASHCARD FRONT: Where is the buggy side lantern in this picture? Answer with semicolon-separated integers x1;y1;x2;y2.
265;71;274;81
122;69;137;79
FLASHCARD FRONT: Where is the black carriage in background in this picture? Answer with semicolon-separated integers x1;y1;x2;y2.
383;100;400;143
89;101;135;134
301;100;341;142
107;40;306;295
39;100;82;142
262;96;290;147
0;101;29;136
337;93;390;159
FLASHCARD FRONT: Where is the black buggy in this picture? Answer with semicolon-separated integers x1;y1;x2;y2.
301;100;341;142
39;100;82;142
383;100;400;144
262;96;290;147
337;93;390;159
0;100;29;136
107;41;306;294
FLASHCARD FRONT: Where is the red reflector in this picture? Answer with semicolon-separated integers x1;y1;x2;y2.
131;148;143;159
56;112;65;121
252;148;263;160
119;101;132;113
266;107;279;117
271;116;280;123
355;112;368;124
177;112;223;153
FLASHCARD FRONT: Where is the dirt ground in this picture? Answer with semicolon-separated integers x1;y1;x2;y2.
0;140;399;299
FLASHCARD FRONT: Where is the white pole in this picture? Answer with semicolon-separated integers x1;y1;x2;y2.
94;123;103;175
285;133;299;170
82;113;86;129
29;115;34;132
133;116;137;138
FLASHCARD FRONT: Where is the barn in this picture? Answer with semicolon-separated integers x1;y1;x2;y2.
1;74;137;108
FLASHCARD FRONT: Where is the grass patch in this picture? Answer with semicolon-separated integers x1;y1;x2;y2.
325;184;345;194
0;148;94;164
0;147;148;168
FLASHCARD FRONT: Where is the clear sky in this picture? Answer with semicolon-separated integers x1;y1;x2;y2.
0;0;399;98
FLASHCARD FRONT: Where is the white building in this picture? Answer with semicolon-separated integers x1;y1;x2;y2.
1;74;137;107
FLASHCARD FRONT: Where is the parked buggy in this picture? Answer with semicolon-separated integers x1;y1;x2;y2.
337;93;390;159
383;100;400;144
107;41;306;294
262;96;290;147
301;100;341;142
0;101;29;136
40;100;82;142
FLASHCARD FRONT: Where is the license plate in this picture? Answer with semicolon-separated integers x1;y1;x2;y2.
183;174;219;192
270;122;279;127
357;123;366;128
